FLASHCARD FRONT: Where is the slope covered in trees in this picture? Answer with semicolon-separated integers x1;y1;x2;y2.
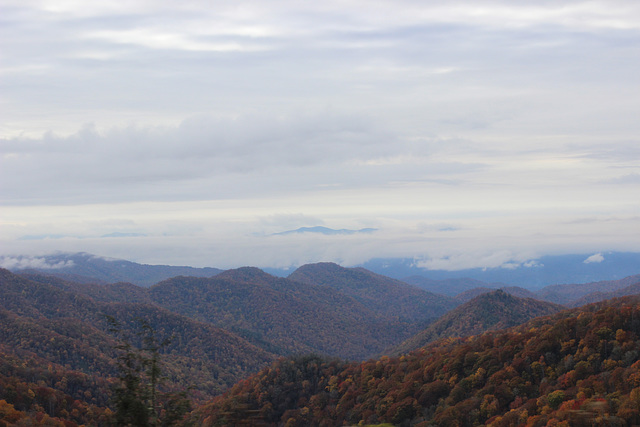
149;267;417;360
191;297;640;426
390;290;564;355
17;266;436;360
0;344;115;426
288;262;456;321
453;286;537;304
0;268;276;401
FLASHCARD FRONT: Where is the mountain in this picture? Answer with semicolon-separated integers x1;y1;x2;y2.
402;276;500;296
190;296;640;426
452;285;538;303
0;268;276;401
148;267;418;360
568;280;640;308
2;252;223;287
359;252;640;288
536;274;640;305
288;262;456;321
272;226;377;236
19;271;154;304
390;290;564;355
16;264;450;360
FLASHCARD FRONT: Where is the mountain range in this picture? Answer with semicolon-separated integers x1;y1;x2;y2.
0;252;223;287
360;251;640;288
1;252;640;425
5;251;640;290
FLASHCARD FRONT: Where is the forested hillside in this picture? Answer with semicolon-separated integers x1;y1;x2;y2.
149;267;424;359
21;265;450;360
191;297;640;426
390;290;564;355
0;269;275;400
3;261;640;426
288;262;456;321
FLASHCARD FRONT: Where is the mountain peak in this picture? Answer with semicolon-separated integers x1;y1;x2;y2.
217;266;276;284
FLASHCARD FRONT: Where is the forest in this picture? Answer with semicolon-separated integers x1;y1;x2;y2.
1;263;640;426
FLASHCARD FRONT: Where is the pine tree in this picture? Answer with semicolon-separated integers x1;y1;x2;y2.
106;316;191;426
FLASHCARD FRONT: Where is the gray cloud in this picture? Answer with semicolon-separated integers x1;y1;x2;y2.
1;0;639;268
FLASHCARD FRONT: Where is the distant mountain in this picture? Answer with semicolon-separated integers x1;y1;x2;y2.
2;252;223;287
288;262;456;321
272;226;377;236
359;252;640;288
402;276;500;296
536;274;640;305
567;280;640;308
390;290;564;355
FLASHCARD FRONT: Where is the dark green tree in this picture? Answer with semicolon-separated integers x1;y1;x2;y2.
106;316;191;426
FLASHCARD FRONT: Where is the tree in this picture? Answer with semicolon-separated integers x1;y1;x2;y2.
106;316;191;426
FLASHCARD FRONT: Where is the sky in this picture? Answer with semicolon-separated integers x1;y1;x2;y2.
1;0;639;270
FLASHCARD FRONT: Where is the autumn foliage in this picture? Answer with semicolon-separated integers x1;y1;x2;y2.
191;297;640;426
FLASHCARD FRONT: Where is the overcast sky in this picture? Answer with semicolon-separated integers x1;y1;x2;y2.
1;0;639;270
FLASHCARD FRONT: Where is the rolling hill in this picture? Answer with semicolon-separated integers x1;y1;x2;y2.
0;268;276;400
148;267;419;360
390;290;564;355
288;262;456;321
190;296;640;426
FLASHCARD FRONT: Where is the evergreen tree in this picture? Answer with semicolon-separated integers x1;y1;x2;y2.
106;316;191;426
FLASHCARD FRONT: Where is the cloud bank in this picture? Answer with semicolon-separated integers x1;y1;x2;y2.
1;0;639;268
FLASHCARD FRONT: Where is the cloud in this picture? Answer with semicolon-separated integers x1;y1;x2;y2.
1;0;639;269
0;256;74;270
584;253;605;264
2;112;495;206
413;251;542;271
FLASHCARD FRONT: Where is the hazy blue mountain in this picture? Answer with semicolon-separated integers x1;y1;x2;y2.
536;274;640;305
272;226;377;236
402;276;500;296
2;252;223;287
359;252;640;288
567;281;640;308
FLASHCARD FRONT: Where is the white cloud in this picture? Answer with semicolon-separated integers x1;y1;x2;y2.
584;253;605;264
0;256;74;270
